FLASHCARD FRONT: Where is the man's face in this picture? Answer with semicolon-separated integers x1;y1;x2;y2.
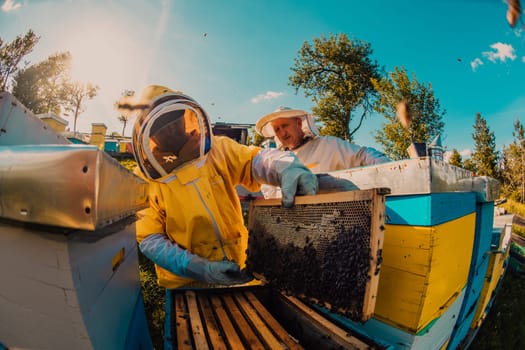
270;117;305;150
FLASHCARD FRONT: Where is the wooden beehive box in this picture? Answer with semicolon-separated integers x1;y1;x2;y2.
246;188;389;322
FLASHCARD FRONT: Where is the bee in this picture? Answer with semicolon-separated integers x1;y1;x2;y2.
507;0;522;28
396;99;412;130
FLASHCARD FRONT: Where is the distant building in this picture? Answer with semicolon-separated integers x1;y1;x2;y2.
37;116;252;160
212;122;254;145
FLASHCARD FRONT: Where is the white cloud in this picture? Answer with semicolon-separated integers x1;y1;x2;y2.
482;42;516;63
471;43;518;71
459;148;471;158
1;0;21;12
250;91;284;104
470;58;483;71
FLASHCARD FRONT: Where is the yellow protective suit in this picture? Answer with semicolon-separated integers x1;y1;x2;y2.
136;135;261;289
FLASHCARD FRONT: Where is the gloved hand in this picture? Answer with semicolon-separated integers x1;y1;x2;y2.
139;233;253;285
185;256;254;285
280;165;318;208
252;148;318;207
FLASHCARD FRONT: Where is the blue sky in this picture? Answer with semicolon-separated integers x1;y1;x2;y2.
1;0;524;158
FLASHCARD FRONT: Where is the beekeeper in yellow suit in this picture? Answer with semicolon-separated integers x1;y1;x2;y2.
129;85;318;289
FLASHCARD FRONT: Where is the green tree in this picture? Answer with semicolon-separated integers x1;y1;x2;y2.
463;158;477;173
449;149;463;167
289;33;383;141
12;52;72;114
62;82;99;133
0;29;40;92
501;118;525;202
470;113;499;178
116;89;135;136
372;66;445;160
251;127;265;146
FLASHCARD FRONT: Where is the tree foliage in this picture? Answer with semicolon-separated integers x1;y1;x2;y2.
12;52;72;114
289;33;383;141
116;89;135;136
448;149;463;167
0;29;40;92
470;113;499;178
372;66;445;160
251;127;265;146
63;81;99;133
11;50;98;132
501;119;525;203
463;158;477;173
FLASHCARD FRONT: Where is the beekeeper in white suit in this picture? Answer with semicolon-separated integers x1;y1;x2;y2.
256;107;390;198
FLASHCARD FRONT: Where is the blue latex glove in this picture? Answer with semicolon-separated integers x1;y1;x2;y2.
185;257;254;285
252;149;318;208
139;234;253;285
280;165;318;208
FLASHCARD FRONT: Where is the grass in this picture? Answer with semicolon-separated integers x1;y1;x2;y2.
119;158;139;171
499;199;525;239
500;199;525;218
138;249;165;350
513;225;525;238
469;272;525;350
459;197;525;349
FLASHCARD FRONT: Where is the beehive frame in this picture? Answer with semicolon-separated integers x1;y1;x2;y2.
247;188;389;322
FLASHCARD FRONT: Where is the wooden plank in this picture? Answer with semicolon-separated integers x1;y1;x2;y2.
221;294;265;350
175;293;192;350
362;190;386;319
244;292;303;350
283;295;371;349
197;294;227;350
185;291;209;350
210;295;245;349
250;188;380;208
233;292;287;349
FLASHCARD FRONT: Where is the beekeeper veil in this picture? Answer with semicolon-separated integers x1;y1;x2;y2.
255;107;319;149
131;85;212;182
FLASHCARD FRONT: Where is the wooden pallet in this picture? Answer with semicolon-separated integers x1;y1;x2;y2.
165;287;377;350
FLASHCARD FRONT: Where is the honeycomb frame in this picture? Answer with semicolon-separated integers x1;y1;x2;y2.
247;188;389;322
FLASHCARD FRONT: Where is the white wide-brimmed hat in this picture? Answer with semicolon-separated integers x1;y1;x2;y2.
255;107;319;138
